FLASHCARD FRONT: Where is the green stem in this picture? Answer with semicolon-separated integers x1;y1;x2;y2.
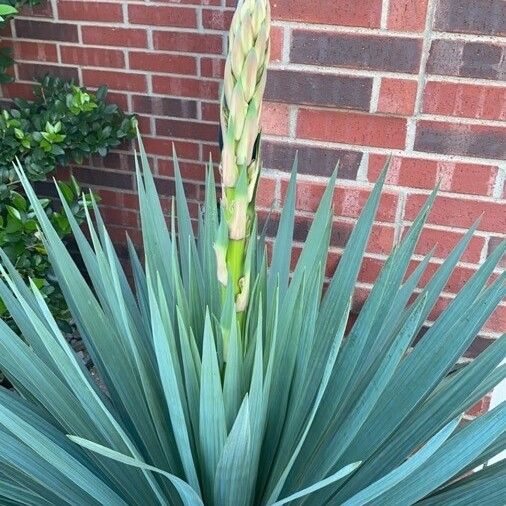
226;238;245;296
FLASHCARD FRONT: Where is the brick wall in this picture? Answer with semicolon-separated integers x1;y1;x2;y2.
0;0;504;361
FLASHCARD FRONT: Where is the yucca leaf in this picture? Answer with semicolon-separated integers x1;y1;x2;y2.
374;401;506;504
69;436;203;506
214;397;252;506
271;462;361;506
417;459;506;506
0;404;126;505
199;311;227;500
341;418;460;506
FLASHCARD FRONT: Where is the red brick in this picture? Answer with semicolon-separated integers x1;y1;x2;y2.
368;155;498;197
142;138;200;160
415;120;506;159
281;179;398;222
270;26;284;63
483;304;505;333
256;176;278;208
487;236;506;269
405;194;506;233
434;0;505;37
406;226;486;263
19;1;52;18
261;102;290;136
333;187;398;222
297;109;407;149
0;82;34;99
17;63;78;82
101;206;139;228
129;52;196;74
15;19;78;42
202;8;233;30
291;31;422;74
408;259;478;294
128;5;196;28
156;118;217;142
200;57;225;78
335;222;395;255
158;159;217;182
105;92;129;111
97;190;139;211
388;0;429;32
423;81;506;121
82;26;147;48
58;1;123;22
152;76;219;99
153;31;222;54
7;41;58;62
82;70;147;92
377;78;418;115
467;396;491;417
202;102;220;121
272;0;382;28
61;46;125;68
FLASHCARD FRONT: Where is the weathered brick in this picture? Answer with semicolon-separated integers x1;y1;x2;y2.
272;0;382;27
19;0;53;18
156;118;217;142
15;19;78;42
202;8;234;30
82;69;147;92
72;167;133;190
405;193;506;233
153;31;223;54
427;39;506;80
291;31;422;73
142;137;200;159
298;109;407;149
200;57;225;78
152;76;219;99
82;26;147;48
17;63;78;81
368;155;498;196
263;141;362;180
129;52;197;74
61;46;125;68
265;70;372;111
423;81;506;121
256;176;278;208
58;1;123;22
487;236;506;268
282;179;398;221
7;41;58;62
270;26;284;62
388;0;429;32
101;206;139;228
261;102;290;136
377;78;418;115
414;120;506;160
128;5;197;28
201;102;220;121
132;95;198;119
434;0;506;36
407;225;486;263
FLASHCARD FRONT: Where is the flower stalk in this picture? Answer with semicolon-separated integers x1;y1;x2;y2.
217;0;270;319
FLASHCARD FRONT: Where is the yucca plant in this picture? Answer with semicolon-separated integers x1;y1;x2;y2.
0;139;504;505
0;0;505;503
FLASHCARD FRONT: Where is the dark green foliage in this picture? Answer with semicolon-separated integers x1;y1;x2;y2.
0;76;137;331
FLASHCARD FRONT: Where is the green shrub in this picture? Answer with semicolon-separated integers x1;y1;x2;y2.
0;76;136;331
